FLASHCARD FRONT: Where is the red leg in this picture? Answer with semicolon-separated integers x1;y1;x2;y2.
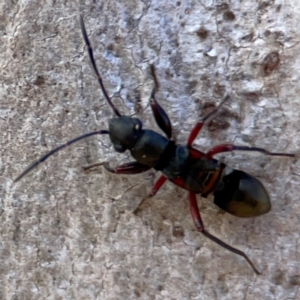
187;95;229;147
187;123;205;147
189;192;205;230
207;143;295;159
149;175;167;197
133;175;167;215
83;161;151;174
189;192;260;275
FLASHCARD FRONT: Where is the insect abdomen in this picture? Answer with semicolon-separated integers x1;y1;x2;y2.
213;169;271;218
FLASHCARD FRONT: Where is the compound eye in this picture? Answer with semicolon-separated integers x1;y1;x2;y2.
133;119;142;131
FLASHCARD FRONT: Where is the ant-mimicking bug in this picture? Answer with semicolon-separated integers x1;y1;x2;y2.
15;16;296;275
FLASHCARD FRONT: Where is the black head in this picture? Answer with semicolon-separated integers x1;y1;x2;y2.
213;169;271;218
108;116;143;152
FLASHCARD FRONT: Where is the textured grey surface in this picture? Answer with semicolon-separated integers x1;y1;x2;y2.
2;0;300;299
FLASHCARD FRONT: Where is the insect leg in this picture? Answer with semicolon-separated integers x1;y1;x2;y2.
14;130;109;182
187;95;229;147
149;175;167;197
149;65;172;139
206;144;295;159
133;175;168;215
83;161;151;174
189;192;260;275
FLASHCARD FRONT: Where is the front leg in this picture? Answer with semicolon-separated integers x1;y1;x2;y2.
150;65;172;139
83;161;151;174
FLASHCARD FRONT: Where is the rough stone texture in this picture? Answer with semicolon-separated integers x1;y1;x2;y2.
2;1;300;299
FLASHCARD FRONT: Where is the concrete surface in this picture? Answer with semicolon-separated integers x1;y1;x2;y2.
1;1;300;299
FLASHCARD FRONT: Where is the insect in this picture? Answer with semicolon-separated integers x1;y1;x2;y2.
15;16;295;275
